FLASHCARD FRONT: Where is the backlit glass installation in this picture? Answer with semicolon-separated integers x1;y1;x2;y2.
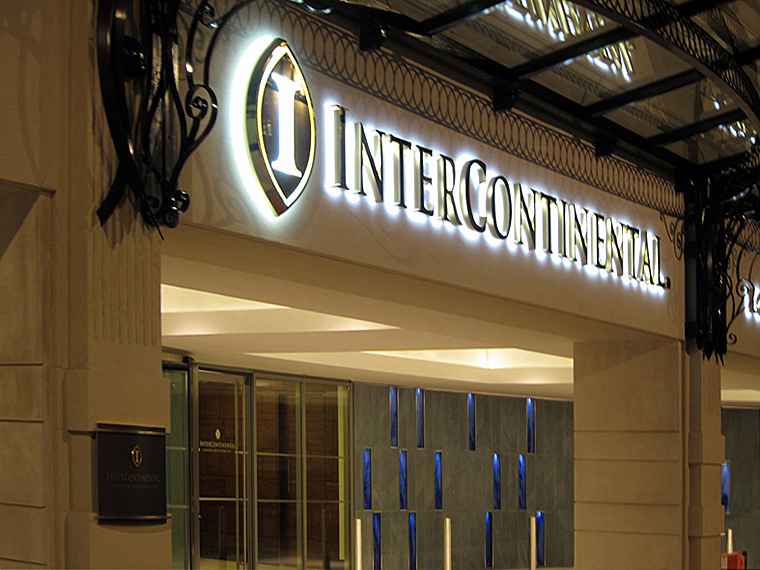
485;512;493;568
493;454;501;510
416;389;424;449
527;398;535;454
364;449;372;510
468;393;476;451
399;449;408;510
518;454;526;510
409;512;417;570
373;512;381;570
390;386;398;448
536;511;545;567
434;451;443;510
721;461;731;515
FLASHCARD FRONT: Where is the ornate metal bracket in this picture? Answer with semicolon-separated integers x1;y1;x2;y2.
96;0;253;232
685;144;760;360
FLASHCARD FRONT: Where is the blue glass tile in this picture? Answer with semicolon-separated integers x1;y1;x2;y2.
527;398;535;454
434;451;443;510
536;511;545;567
416;389;424;449
493;454;501;510
485;512;493;568
373;512;382;570
468;393;476;451
518;454;526;510
409;512;417;570
722;461;731;514
399;449;408;510
390;387;398;447
364;449;372;510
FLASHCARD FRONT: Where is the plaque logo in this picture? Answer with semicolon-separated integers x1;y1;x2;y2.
215;428;221;440
244;38;315;216
131;445;143;468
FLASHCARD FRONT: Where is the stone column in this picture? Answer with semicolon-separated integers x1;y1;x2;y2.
59;0;171;567
574;339;684;569
686;352;724;567
0;0;171;567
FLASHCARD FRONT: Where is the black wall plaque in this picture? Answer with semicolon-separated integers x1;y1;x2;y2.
97;423;167;523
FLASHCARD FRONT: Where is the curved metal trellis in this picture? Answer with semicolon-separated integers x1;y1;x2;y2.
570;0;760;129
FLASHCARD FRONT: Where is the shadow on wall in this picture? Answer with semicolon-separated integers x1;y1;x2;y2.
354;384;574;570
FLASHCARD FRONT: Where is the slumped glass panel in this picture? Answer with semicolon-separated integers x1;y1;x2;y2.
434;451;443;510
468;393;476;451
527;398;535;454
256;380;298;454
485;512;493;568
199;499;245;565
409;512;417;570
390;386;398;447
305;382;341;456
493;454;501;510
257;501;300;568
165;368;188;570
257;455;298;501
399;449;408;510
364;449;372;510
373;512;382;570
536;511;545;567
306;502;348;569
721;461;731;514
519;455;526;510
416;389;424;449
307;456;341;501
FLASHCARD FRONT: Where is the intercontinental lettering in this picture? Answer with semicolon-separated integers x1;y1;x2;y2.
328;105;669;289
106;472;162;484
200;440;236;452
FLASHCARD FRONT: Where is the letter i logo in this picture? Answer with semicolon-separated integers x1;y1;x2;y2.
243;39;316;215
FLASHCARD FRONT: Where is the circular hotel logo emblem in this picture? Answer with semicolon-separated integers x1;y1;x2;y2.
244;39;315;216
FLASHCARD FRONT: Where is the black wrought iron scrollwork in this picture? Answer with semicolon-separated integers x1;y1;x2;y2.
686;141;760;360
96;0;261;231
659;212;684;261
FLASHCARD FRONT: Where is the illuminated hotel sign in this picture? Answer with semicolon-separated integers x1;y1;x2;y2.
326;106;668;290
234;37;668;292
240;38;315;216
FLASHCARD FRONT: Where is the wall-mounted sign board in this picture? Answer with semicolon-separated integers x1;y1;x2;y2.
97;423;167;523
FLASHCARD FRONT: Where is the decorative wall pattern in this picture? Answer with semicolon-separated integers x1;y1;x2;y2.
354;385;573;569
192;0;681;217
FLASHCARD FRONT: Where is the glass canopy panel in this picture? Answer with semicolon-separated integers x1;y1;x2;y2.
691;1;760;53
530;35;694;112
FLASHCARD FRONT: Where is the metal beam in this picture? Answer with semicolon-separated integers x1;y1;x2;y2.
736;44;760;67
583;44;760;116
646;109;746;147
585;69;703;116
506;0;732;79
510;27;634;79
419;0;505;35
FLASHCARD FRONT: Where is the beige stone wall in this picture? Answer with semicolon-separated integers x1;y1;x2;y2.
575;340;685;570
0;0;170;567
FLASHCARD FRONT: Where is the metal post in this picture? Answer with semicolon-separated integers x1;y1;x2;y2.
354;518;362;570
530;515;537;570
444;517;452;570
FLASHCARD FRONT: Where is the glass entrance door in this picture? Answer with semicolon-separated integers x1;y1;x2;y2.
197;369;251;570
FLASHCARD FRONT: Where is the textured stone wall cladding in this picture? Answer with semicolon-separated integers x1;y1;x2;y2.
354;384;574;569
722;408;760;566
